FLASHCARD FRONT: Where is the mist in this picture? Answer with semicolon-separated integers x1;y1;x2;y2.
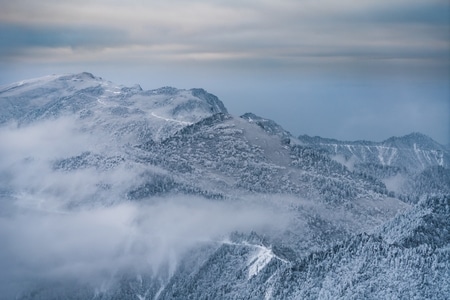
0;196;285;292
0;117;290;297
0;96;411;298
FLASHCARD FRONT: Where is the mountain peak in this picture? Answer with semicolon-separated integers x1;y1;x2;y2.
240;112;292;142
190;88;228;115
0;73;229;141
383;132;443;150
67;72;96;80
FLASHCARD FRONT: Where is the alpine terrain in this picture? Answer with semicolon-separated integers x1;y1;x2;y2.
0;73;448;299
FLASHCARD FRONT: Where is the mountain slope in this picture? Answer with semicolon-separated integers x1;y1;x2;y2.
298;132;449;172
273;195;450;300
15;196;448;300
0;72;227;142
297;132;450;202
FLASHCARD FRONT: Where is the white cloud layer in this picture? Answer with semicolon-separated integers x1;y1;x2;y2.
1;0;448;68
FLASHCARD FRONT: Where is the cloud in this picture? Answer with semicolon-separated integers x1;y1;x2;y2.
0;197;282;275
0;23;129;58
0;117;130;211
362;1;450;25
0;196;286;297
0;116;289;296
0;0;448;70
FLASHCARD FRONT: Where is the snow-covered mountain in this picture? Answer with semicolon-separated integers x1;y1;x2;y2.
297;132;450;202
297;132;449;172
0;72;227;142
0;73;448;299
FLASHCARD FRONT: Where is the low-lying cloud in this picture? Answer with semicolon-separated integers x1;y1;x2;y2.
0;117;288;297
0;196;283;281
0;111;412;299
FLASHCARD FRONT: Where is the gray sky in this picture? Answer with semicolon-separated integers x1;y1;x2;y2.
1;0;449;144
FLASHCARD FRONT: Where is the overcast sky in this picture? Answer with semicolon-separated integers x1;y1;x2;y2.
0;0;449;144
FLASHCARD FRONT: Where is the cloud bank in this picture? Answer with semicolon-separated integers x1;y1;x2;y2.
1;0;448;72
0;117;289;297
0;197;283;284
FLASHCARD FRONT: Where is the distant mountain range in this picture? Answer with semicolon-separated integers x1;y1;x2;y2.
296;132;449;202
0;73;448;299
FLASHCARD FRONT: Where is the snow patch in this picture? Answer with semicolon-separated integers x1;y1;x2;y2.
220;239;289;280
376;146;386;165
264;272;277;300
375;146;397;166
247;245;275;279
413;143;425;169
97;97;107;106
387;147;397;165
437;151;444;166
154;285;164;300
150;112;193;125
265;285;274;300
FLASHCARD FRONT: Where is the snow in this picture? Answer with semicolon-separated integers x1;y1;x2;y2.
387;147;397;165
220;239;289;280
247;245;275;279
1;73;448;299
413;143;425;169
264;273;277;300
245;243;289;279
154;285;165;300
436;150;444;166
150;112;193;125
1;74;61;90
97;97;107;106
0;73;230;143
